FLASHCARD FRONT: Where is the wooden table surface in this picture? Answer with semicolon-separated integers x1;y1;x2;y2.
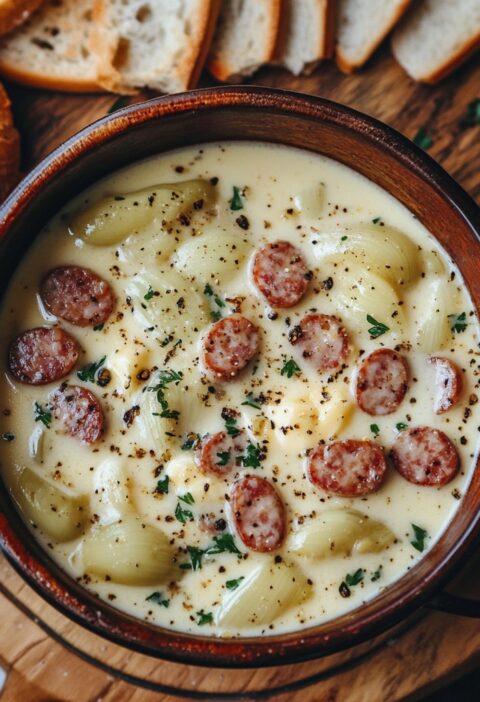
0;45;479;702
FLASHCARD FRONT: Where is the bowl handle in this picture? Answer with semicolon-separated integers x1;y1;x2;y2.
427;591;480;618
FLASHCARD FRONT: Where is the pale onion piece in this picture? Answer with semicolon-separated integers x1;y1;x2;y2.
166;455;225;503
215;560;312;629
28;425;45;464
83;515;174;585
109;347;151;394
11;467;88;542
416;278;453;353
334;266;406;337
173;231;251;284
118;226;177;266
289;509;395;559
314;388;354;441
91;458;130;525
293;184;325;219
70;179;216;246
312;223;421;286
126;268;208;341
423;248;445;276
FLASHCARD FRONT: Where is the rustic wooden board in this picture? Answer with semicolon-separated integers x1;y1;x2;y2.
0;46;479;702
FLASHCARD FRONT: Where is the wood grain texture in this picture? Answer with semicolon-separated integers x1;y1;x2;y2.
0;47;479;701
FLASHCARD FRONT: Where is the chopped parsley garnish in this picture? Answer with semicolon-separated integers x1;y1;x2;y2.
372;217;382;224
396;422;408;432
413;127;433;150
148;369;183;421
366;314;389;338
179;492;195;505
196;609;213;625
155;475;169;494
229;186;244;211
203;283;225;322
226;576;245;591
34;402;52;428
371;565;383;582
222;410;240;437
241;393;262;410
175;501;194;524
144;285;156;301
181;432;201;450
449;311;468;333
280;358;302;378
344;568;364;587
341;235;348;241
466;98;480;126
146;591;169;607
370;423;380;437
77;356;106;384
108;96;130;114
410;524;428;552
93;323;104;332
205;533;242;556
238;441;264;469
180;545;204;571
216;450;231;466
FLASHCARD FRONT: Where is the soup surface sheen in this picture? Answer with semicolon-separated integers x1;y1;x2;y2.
1;142;479;637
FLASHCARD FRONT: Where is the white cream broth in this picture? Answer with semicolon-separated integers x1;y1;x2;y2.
1;141;479;637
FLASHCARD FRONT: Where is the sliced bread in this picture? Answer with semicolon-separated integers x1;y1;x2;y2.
0;81;20;201
208;0;282;82
0;0;44;37
92;0;221;94
277;0;334;76
336;0;412;73
0;0;99;92
392;0;480;83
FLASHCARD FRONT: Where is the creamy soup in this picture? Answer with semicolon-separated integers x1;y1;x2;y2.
1;142;479;638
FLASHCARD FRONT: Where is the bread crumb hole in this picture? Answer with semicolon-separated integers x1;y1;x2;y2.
136;4;151;22
113;37;130;70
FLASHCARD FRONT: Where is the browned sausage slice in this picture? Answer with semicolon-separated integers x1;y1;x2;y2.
202;314;260;380
307;439;387;497
428;356;463;414
390;426;459;486
50;384;104;444
40;266;115;327
8;327;79;385
289;313;349;372
231;475;286;552
194;430;247;476
252;241;310;308
356;348;408;416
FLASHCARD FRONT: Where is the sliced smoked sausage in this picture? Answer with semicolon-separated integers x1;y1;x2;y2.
50;384;104;444
194;430;247;476
390;426;459;486
428;356;463;414
289;313;349;372
231;475;286;552
202;314;260;380
307;439;387;497
8;327;79;385
356;348;408;416
40;265;115;327
252;240;310;308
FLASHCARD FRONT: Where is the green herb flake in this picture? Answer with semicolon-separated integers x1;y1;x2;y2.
181;432;201;451
241;393;262;410
280;358;302;378
371;565;383;583
466;98;480;126
144;285;156;301
238;441;264;469
155;475;169;494
344;568;364;587
341;235;348;241
372;217;382;224
222;411;240;437
225;576;245;591
179;492;195;505
77;356;106;384
34;402;52;428
413;127;433;150
396;422;408;432
216;450;231;466
93;323;104;332
411;524;428;552
205;533;242;556
449;311;468;334
180;545;204;571
366;314;389;338
196;609;213;625
146;591;169;607
175;501;193;524
148;370;183;422
229;186;244;211
370;423;380;437
108;96;130;114
203;283;225;321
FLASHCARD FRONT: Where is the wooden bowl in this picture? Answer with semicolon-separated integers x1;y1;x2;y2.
0;86;479;668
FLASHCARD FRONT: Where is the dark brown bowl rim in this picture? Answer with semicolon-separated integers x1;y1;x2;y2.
0;86;479;669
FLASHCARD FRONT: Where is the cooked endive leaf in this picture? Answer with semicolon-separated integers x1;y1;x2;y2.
289;509;395;559
174;231;251;284
215;560;312;628
91;458;130;526
83;515;174;585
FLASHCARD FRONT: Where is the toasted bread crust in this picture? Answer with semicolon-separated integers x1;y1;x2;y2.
336;0;412;73
0;81;20;201
0;0;43;37
188;0;222;89
0;60;101;92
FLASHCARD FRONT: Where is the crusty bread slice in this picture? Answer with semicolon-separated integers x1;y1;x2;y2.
0;81;20;201
0;0;44;37
336;0;412;73
0;0;99;92
277;0;334;76
92;0;220;94
208;0;282;82
392;0;480;83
